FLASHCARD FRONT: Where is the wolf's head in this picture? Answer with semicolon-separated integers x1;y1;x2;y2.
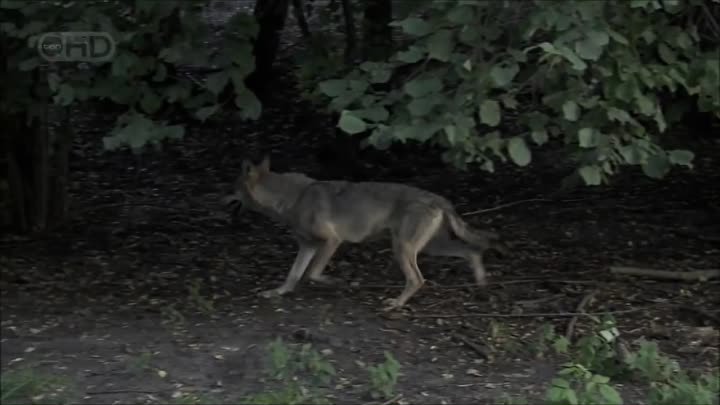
222;156;315;218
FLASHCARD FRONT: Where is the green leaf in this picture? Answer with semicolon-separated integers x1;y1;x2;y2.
447;4;475;24
195;104;220;122
591;375;610;384
608;29;629;45
577;128;598;148
408;97;436;117
479;100;501;127
54;83;75;106
566;389;578;405
668;149;694;167
427;29;454;62
47;72;61;92
338;111;367;134
598;384;623;405
654;106;667;132
607;107;639;126
501;94;519;109
531;129;549;145
563;100;580;121
165;83;192;103
557;45;588;70
396;46;425;63
152;63;168;82
235;90;262;120
658;43;677;64
675;31;693;50
575;38;604;61
552;337;570;354
393;17;431;36
619;145;643;165
444;125;458;145
630;0;651;8
635;93;656;116
551;378;571;389
507;137;531;166
404;77;443;97
490;62;520;88
642;153;670;179
111;52;137;77
206;71;229;95
140;89;162;114
579;165;602;185
319;79;346;97
587;30;610;46
355;106;389;122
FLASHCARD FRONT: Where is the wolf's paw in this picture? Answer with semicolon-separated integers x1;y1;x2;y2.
381;298;404;312
309;275;342;286
258;288;287;299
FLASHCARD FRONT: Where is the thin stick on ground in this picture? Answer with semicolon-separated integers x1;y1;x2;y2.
609;266;720;282
565;289;598;342
461;197;590;216
409;304;664;319
363;393;403;405
451;331;491;359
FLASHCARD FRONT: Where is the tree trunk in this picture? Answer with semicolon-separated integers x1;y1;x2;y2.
291;0;311;39
361;0;393;61
246;0;291;101
340;0;357;64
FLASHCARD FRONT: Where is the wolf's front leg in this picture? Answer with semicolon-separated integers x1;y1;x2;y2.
259;244;317;298
307;238;342;285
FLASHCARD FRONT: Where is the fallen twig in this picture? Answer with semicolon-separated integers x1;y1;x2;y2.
451;331;491;359
461;197;589;216
355;278;600;290
565;289;598;342
380;394;403;405
609;266;720;282
363;393;403;405
516;293;565;307
86;389;163;395
410;304;662;319
676;305;720;327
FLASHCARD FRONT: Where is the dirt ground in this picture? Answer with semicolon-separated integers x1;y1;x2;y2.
2;4;720;404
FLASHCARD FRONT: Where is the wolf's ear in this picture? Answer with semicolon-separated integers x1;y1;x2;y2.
258;155;270;173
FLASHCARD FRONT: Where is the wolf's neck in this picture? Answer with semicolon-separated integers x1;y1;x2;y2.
264;172;316;223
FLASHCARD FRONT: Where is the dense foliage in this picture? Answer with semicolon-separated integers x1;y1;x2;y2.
1;0;718;231
319;0;719;183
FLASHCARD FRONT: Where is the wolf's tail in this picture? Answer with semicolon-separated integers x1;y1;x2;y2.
444;208;509;256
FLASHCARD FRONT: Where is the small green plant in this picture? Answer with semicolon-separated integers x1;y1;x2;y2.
367;351;401;400
624;340;680;383
498;393;530;405
0;368;72;405
572;316;628;378
244;386;330;405
161;304;186;326
187;278;215;315
266;338;336;385
647;371;720;405
126;351;154;374
529;323;570;358
244;338;335;405
545;363;623;405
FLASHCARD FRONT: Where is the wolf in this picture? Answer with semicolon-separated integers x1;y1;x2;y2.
223;156;508;311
